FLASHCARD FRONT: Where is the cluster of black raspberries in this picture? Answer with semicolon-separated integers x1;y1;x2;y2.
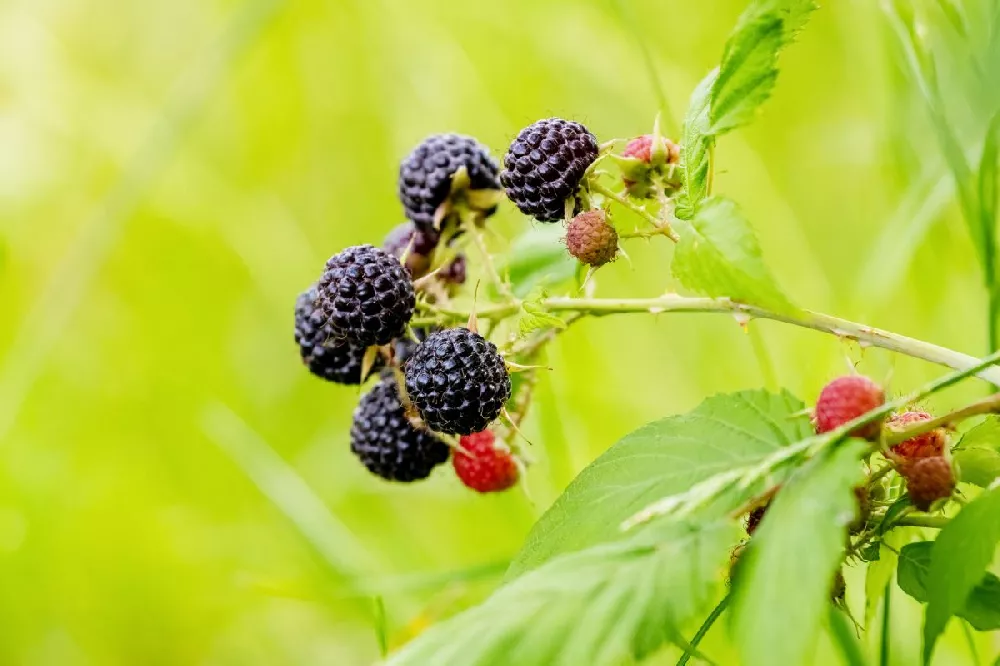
293;119;678;491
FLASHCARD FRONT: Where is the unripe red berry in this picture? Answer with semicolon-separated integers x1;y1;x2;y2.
622;134;680;164
565;210;618;267
453;430;519;493
814;375;885;440
902;456;955;511
888;411;947;460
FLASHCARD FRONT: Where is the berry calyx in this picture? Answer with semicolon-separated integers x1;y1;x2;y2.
350;374;450;482
453;430;519;493
888;411;947;459
317;245;416;347
500;118;599;223
617;134;681;198
901;456;955;511
294;286;383;384
814;375;886;440
404;327;512;435
565;210;619;267
398;134;501;231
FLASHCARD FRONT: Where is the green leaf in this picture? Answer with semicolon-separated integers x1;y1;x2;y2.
493;225;576;298
955;447;1000;487
709;1;817;133
518;296;566;337
709;15;783;134
959;416;1000;449
897;541;1000;631
676;70;717;220
508;389;811;577
730;440;866;666
924;487;1000;662
671;197;795;313
385;519;741;666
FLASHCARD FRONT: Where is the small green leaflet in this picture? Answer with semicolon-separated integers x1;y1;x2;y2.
493;224;577;298
676;70;717;220
730;440;866;666
518;296;566;337
955;416;1000;487
508;389;812;577
671;196;796;314
923;487;1000;663
384;519;741;666
897;541;1000;631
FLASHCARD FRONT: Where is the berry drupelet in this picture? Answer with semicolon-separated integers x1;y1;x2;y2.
317;244;415;348
350;374;450;482
501;118;599;222
294;286;383;384
404;328;512;435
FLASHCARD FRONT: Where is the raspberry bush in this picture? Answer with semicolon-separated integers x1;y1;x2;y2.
290;1;1000;663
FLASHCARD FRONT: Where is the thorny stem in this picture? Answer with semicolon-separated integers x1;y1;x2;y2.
885;393;1000;445
619;227;677;240
414;295;1000;385
589;181;680;242
893;514;950;529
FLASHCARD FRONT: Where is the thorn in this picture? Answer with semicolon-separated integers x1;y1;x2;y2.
502;407;535;447
617;244;632;267
505;361;551;373
579;266;599;293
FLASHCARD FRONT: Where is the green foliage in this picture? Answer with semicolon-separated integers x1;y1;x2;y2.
827;606;869;666
672;197;796;313
954;417;1000;487
509;389;812;576
676;70;717;220
897;541;1000;631
494;225;577;298
922;487;1000;662
385;519;741;666
729;440;866;666
518;293;567;336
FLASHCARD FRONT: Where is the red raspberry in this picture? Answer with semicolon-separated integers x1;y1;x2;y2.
453;430;519;493
902;456;955;511
565;210;619;267
888;411;946;459
814;375;885;440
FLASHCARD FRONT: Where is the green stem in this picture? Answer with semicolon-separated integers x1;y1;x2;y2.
415;295;1000;385
894;515;950;529
676;594;729;666
589;181;680;241
886;393;1000;445
880;583;891;666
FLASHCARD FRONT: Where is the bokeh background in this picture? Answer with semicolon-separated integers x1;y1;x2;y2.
1;0;998;663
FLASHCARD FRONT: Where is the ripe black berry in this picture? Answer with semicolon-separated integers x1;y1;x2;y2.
398;134;501;231
404;328;512;435
350;374;450;482
500;118;600;222
317;245;415;347
295;287;383;384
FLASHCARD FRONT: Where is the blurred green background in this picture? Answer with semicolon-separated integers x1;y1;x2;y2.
1;0;997;663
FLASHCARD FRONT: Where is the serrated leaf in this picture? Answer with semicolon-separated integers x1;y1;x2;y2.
671;196;795;313
518;298;566;336
508;389;812;577
959;416;1000;449
709;15;783;134
385;519;741;666
676;70;717;220
897;541;1000;631
730;440;866;666
493;225;576;298
709;1;817;133
924;487;1000;663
